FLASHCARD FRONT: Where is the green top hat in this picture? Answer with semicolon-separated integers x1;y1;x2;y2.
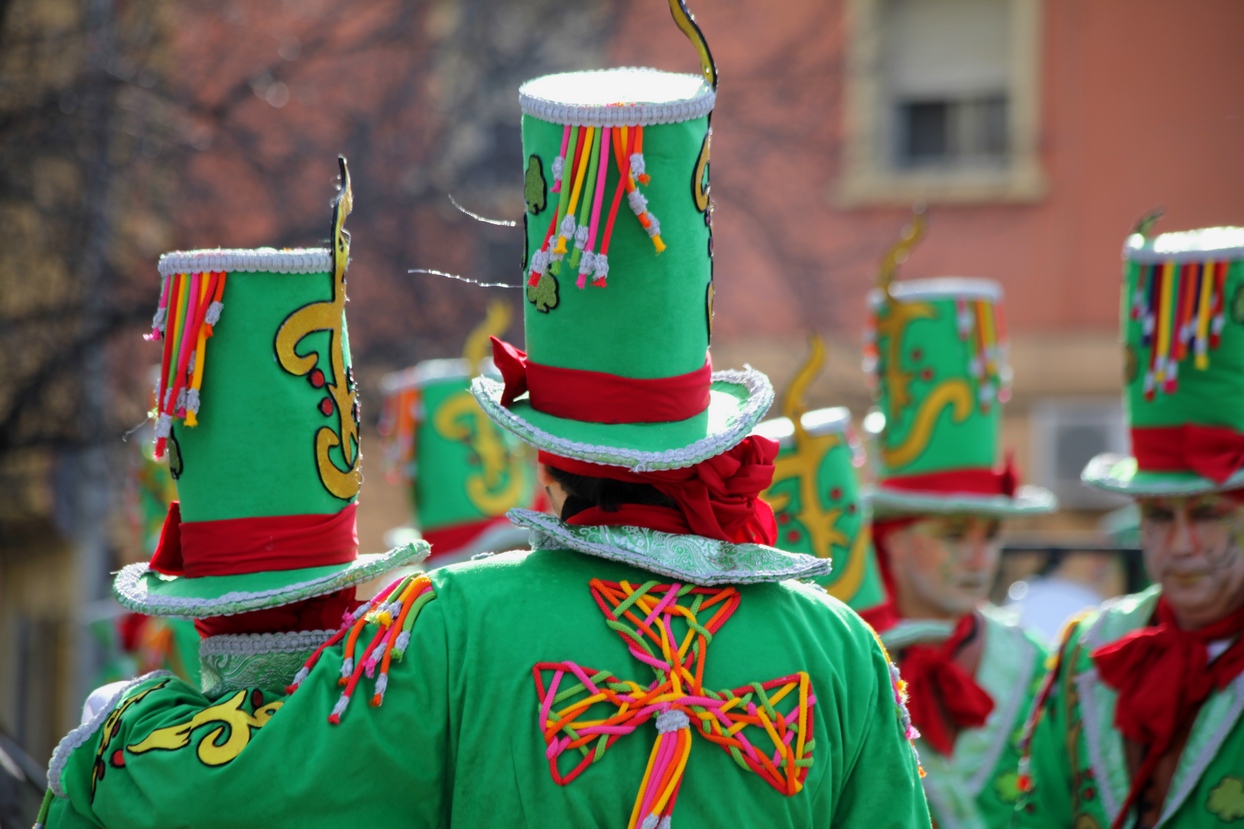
114;159;428;618
471;33;774;469
754;338;886;610
864;217;1055;517
1083;226;1244;495
380;302;539;562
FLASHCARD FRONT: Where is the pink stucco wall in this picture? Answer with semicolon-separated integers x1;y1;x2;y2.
612;0;1244;340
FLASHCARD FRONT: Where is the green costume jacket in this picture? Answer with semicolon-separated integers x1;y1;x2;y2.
1016;586;1244;828
881;607;1047;829
45;512;930;828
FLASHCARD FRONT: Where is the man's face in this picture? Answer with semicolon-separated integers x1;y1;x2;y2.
886;515;1003;620
1137;493;1244;628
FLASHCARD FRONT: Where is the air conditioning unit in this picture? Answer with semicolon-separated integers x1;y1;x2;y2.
1029;399;1129;509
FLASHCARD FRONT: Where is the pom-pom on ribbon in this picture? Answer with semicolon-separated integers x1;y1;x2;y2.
627;189;648;215
629;152;648;184
185;389;202;426
553;215;577;258
592;254;609;287
576;251;596;289
551;156;565;190
148;307;168;340
530;249;550;278
205;302;224;327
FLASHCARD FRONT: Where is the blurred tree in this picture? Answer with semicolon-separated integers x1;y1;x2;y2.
162;0;618;385
0;0;615;758
0;0;178;760
0;0;618;472
0;0;175;489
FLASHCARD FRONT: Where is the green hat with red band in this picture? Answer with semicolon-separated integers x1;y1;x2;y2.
471;40;774;470
865;274;1056;517
113;159;429;619
1083;226;1244;495
754;338;887;610
379;302;539;564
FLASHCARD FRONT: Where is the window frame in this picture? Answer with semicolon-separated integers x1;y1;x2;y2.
837;0;1046;206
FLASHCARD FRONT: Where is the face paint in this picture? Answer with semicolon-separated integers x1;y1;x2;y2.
1138;492;1244;629
885;515;1003;620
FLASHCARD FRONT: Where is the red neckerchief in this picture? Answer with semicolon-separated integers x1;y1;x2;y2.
1092;597;1244;827
897;613;995;756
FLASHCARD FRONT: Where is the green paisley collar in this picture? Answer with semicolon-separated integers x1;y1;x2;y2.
199;629;334;698
509;509;832;585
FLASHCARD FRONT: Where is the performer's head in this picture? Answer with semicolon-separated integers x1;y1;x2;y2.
864;274;1055;628
538;463;676;521
1134;492;1244;628
1082;226;1244;629
875;513;1002;620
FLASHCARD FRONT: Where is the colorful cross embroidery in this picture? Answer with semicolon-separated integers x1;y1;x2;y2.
534;579;816;829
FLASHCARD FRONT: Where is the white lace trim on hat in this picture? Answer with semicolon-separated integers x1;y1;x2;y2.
157;248;332;277
1125;226;1244;263
520;68;715;128
112;542;429;618
867;277;1002;308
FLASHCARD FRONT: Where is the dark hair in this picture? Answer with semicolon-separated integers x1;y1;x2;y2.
545;466;678;521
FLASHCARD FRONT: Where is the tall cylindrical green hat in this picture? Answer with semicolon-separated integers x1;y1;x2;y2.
1083;226;1244;494
113;160;428;618
471;58;774;470
380;305;539;564
754;339;885;610
865;275;1055;516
